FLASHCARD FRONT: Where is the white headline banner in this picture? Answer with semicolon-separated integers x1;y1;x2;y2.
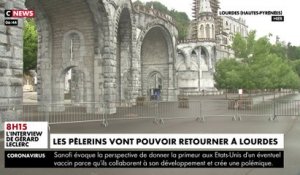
50;134;284;150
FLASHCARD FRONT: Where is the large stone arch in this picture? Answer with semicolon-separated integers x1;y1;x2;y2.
24;0;53;109
114;3;134;39
137;21;176;62
86;0;114;113
114;4;134;103
24;0;102;111
54;62;91;106
138;23;176;101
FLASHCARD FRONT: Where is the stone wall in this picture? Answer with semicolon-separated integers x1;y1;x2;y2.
0;0;25;130
0;0;24;130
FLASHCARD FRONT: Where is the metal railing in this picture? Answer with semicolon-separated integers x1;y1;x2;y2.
1;100;299;127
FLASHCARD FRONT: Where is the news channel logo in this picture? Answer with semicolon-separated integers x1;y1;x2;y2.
4;10;35;26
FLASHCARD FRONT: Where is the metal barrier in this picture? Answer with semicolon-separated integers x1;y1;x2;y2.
1;100;299;127
274;100;300;119
201;100;236;120
48;103;105;124
155;101;202;124
104;101;158;125
0;103;106;125
236;100;274;120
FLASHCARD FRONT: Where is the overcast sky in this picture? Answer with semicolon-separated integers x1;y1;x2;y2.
133;0;300;46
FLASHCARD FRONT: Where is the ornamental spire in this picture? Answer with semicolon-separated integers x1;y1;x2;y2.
199;0;212;13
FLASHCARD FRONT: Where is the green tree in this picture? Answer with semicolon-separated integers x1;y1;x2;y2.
291;60;300;77
245;30;256;57
133;0;143;6
287;43;300;60
271;43;287;59
253;36;271;57
214;59;242;90
231;33;247;58
169;10;190;40
231;30;257;61
23;19;37;74
215;33;300;92
145;1;169;14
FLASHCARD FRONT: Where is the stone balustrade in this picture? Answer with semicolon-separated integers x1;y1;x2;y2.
133;4;175;25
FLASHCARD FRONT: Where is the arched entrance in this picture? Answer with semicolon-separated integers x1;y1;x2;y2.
58;66;87;106
141;26;175;101
148;72;163;99
65;68;86;104
23;0;104;109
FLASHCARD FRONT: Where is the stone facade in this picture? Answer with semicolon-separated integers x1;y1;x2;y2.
176;41;216;92
216;16;248;58
0;0;248;129
0;0;179;129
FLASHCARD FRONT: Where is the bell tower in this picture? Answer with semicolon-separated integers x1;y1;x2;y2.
191;0;221;39
196;0;215;39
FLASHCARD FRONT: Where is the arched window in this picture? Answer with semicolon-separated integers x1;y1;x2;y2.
224;37;228;45
211;24;215;39
69;33;80;61
149;72;162;90
200;25;204;38
206;24;210;38
62;30;85;64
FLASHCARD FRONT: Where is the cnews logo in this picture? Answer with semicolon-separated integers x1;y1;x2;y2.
5;10;35;18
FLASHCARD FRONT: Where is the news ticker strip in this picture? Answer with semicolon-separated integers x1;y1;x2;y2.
5;151;284;168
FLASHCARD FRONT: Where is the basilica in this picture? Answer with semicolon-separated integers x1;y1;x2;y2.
175;0;248;94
